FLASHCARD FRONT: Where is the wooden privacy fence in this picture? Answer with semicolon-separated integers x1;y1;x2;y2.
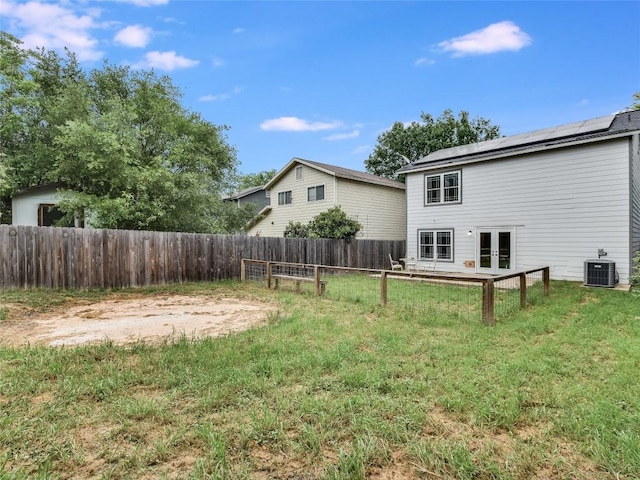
242;259;550;325
0;225;405;290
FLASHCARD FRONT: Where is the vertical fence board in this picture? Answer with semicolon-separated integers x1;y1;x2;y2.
0;225;405;290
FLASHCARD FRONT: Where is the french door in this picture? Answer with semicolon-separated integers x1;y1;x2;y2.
477;228;515;274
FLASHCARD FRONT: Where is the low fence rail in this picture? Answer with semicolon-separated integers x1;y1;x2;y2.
242;259;550;325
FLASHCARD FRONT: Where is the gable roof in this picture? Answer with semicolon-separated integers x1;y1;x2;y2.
265;157;405;190
12;182;63;197
399;110;640;173
223;185;265;201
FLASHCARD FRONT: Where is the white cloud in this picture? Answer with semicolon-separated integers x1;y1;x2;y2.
438;21;532;56
233;27;245;34
1;0;103;61
260;117;343;132
211;56;225;67
324;130;360;141
414;57;435;67
114;24;152;48
199;86;243;102
160;17;183;24
113;0;169;6
135;51;199;71
351;145;372;155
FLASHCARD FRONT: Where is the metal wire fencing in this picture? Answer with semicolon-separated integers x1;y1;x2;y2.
241;259;550;324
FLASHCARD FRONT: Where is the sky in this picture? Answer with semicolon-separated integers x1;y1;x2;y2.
1;1;639;176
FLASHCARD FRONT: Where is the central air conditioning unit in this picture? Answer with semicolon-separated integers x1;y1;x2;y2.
584;259;616;287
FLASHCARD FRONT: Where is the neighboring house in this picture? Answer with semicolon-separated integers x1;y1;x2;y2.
398;110;640;285
247;158;406;240
223;185;270;210
11;183;83;227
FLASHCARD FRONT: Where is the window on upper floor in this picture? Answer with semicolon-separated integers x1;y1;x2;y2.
307;185;325;202
424;170;461;205
295;166;303;181
418;229;454;262
278;190;292;205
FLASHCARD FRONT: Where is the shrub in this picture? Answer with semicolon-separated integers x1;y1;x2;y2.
308;206;361;241
632;250;640;295
282;206;362;241
284;221;310;238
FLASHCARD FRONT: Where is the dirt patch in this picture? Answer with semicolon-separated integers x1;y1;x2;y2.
0;295;274;347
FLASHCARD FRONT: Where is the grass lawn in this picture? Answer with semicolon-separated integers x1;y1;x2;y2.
0;279;638;479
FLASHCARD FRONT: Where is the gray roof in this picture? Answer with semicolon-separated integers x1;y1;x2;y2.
223;185;264;201
13;182;63;196
399;110;640;173
266;157;405;190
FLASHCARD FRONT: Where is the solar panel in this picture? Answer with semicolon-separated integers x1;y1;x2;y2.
419;114;616;164
574;115;616;134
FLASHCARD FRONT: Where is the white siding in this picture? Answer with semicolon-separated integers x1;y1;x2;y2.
406;139;632;283
247;163;406;240
336;179;406;240
247;165;336;237
11;188;59;226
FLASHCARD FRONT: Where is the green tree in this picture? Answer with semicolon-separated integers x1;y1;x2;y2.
0;35;238;233
284;207;361;241
237;169;276;191
631;92;640;111
213;202;260;234
365;109;501;181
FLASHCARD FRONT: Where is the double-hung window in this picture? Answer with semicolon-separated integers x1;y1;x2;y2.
278;190;292;205
307;185;325;202
418;229;454;261
425;170;461;205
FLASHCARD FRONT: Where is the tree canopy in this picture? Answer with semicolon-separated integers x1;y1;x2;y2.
0;32;241;233
365;109;501;181
236;169;276;191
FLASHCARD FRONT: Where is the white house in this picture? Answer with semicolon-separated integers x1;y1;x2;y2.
11;183;83;227
398;110;640;285
247;158;406;240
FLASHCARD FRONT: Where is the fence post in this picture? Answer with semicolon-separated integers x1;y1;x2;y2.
380;270;388;305
520;272;527;308
240;259;246;282
482;278;495;325
543;267;550;295
266;261;272;289
314;265;321;296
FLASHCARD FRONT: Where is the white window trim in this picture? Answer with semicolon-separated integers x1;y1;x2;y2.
295;166;303;181
424;170;461;206
307;184;325;202
417;228;454;262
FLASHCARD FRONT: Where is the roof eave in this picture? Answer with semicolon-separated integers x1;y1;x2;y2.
401;130;637;174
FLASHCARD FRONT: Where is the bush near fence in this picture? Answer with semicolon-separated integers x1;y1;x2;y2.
0;225;405;290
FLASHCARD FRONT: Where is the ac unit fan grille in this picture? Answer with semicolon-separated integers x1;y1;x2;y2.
583;260;615;287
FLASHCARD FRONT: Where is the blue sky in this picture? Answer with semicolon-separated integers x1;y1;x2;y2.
1;1;639;176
